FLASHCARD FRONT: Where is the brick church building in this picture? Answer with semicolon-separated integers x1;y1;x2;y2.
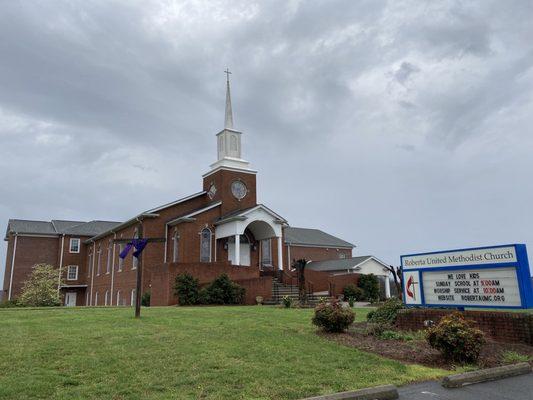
3;75;391;306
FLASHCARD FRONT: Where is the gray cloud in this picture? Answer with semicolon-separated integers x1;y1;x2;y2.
1;0;533;283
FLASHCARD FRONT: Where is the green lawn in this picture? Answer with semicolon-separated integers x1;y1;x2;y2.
0;306;447;399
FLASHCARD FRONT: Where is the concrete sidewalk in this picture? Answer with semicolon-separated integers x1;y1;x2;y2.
398;372;533;400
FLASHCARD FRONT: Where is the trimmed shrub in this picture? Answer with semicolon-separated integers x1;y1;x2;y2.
198;287;211;305
365;322;389;337
203;274;246;305
282;295;293;308
367;297;405;325
141;291;151;307
174;273;200;305
343;284;364;301
357;274;380;302
312;300;355;333
426;312;485;364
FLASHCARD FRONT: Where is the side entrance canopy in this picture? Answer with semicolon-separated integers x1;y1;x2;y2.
214;205;287;268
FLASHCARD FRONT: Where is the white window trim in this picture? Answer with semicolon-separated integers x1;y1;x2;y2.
116;290;121;306
95;291;99;306
104;290;109;306
67;265;79;281
69;238;81;253
131;289;136;306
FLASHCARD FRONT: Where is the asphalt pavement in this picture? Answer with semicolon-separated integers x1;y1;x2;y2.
398;372;533;400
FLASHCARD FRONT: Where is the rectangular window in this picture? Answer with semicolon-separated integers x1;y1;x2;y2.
132;254;138;270
88;253;92;277
106;246;111;274
69;238;80;253
67;265;78;280
97;249;101;276
261;239;272;266
118;244;124;271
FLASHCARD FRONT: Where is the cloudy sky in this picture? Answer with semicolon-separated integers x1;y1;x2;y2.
1;0;533;283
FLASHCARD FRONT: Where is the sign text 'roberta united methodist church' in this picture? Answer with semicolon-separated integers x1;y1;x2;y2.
401;245;533;309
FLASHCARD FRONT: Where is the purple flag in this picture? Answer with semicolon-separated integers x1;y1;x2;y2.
132;239;148;258
119;242;133;259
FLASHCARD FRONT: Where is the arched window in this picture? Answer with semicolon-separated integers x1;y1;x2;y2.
95;291;99;306
172;230;179;262
104;290;109;306
131;289;136;306
116;290;121;306
86;291;89;306
261;239;272;266
200;228;211;263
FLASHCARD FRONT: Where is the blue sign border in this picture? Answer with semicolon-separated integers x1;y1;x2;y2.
400;244;533;309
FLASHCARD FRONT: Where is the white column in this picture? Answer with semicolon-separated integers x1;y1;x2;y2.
234;234;240;266
277;236;283;271
385;275;391;298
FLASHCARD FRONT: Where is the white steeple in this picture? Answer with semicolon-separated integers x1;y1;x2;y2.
207;69;255;174
224;68;234;129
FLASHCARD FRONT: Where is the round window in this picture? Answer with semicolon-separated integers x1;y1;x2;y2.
231;180;247;200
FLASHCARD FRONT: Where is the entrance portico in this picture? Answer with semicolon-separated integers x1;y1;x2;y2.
214;205;287;269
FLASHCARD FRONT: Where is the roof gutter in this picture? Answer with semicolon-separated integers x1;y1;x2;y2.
85;213;159;244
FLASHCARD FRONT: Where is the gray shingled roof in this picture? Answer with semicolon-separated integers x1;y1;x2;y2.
307;256;372;272
284;227;354;248
5;219;121;239
51;220;85;233
64;221;121;236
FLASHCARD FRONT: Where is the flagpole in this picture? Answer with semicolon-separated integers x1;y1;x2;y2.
135;221;143;318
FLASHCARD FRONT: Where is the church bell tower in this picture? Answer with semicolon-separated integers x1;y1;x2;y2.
202;69;257;214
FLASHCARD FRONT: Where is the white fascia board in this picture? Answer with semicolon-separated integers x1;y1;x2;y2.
167;202;222;226
85;213;159;243
284;243;354;250
241;204;287;223
146;191;207;213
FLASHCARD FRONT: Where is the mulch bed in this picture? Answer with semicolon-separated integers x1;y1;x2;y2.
319;322;533;370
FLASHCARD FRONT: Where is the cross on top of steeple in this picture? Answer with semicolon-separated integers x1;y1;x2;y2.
224;67;232;82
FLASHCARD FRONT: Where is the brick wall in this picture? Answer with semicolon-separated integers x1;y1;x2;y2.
150;262;261;306
284;269;360;297
396;308;533;345
285;245;352;267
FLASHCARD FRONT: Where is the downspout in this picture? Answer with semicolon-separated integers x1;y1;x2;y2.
110;232;116;305
7;234;18;301
287;244;291;269
89;243;96;305
58;234;65;295
164;224;168;263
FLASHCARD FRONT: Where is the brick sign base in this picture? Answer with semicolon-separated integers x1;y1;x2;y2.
396;309;533;345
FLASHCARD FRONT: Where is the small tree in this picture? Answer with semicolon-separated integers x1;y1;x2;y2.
18;264;62;307
358;274;380;302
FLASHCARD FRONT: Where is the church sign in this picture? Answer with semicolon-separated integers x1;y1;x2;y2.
401;244;533;309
